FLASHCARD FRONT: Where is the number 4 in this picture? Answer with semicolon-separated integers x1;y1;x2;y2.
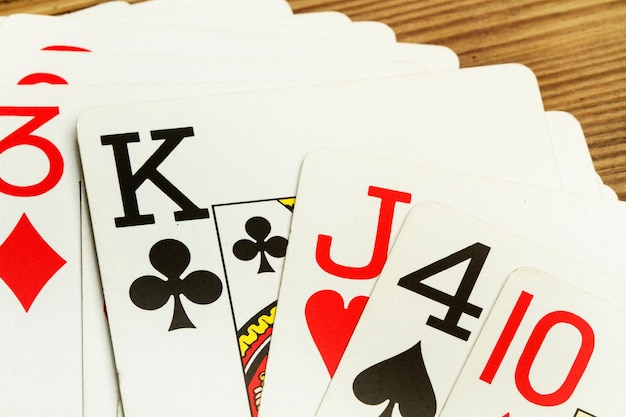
397;243;490;341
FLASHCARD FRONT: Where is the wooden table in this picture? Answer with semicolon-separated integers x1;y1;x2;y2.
2;0;625;199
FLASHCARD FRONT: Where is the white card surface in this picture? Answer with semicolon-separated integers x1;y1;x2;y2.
76;65;559;417
0;50;424;85
440;267;626;416
109;12;353;27
108;20;397;42
262;147;626;417
66;1;129;16
546;111;609;198
0;14;459;72
0;97;82;416
81;184;120;417
89;0;293;21
314;202;626;417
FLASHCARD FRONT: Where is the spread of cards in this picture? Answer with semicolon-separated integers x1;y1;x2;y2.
1;0;624;416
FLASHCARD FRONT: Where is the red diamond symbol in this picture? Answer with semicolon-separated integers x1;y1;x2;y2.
0;214;66;312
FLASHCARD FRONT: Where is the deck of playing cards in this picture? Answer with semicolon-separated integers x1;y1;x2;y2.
0;1;623;416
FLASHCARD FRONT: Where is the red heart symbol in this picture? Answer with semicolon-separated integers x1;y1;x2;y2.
305;290;368;376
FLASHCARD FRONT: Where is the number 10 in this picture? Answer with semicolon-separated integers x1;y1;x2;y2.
479;291;595;407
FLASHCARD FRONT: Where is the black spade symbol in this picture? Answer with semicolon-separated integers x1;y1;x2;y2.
129;239;223;331
353;341;437;417
233;216;288;273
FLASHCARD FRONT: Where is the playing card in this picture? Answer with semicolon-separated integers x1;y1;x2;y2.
440;267;626;416
148;21;397;43
90;5;395;42
68;3;357;33
76;65;560;417
0;14;459;72
314;202;626;417
83;1;347;25
0;98;82;417
262;147;626;417
79;0;392;42
67;0;387;42
89;0;293;21
0;50;424;85
66;1;129;16
92;0;226;14
81;184;121;417
546;111;611;198
143;11;354;27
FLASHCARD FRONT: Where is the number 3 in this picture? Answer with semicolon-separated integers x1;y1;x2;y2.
0;106;63;197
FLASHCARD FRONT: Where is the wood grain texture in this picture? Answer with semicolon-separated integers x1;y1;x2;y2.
1;0;624;198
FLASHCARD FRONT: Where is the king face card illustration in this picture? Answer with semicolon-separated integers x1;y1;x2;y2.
213;197;294;415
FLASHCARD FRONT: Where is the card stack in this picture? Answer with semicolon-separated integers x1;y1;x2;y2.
0;1;624;416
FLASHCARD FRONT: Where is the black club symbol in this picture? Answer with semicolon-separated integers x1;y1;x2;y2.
233;216;288;274
129;239;222;331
